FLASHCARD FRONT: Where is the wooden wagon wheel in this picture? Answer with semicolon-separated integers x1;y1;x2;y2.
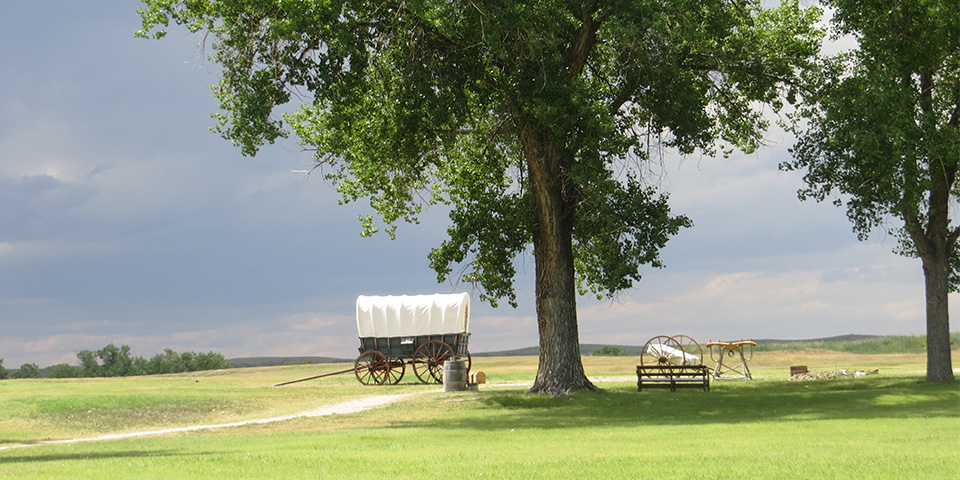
412;340;454;384
669;334;703;366
355;350;390;385
640;335;681;367
384;357;405;385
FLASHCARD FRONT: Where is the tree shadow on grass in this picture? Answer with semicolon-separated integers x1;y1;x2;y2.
0;449;218;464
394;376;959;431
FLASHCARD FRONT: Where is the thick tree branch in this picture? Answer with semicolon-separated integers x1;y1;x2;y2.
902;207;931;258
948;226;960;247
563;7;601;79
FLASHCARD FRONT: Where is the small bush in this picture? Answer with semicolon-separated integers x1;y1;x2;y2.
593;346;629;356
12;363;40;379
46;364;82;378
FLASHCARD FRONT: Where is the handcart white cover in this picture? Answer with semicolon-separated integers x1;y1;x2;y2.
356;293;470;338
646;342;701;366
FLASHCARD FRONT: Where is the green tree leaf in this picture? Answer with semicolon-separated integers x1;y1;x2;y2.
785;0;959;382
139;0;821;395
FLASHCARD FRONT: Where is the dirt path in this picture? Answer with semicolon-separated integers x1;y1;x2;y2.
0;377;636;452
0;393;412;452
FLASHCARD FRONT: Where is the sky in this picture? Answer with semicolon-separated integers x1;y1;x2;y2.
0;2;949;369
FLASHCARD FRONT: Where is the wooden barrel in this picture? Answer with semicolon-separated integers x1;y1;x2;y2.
443;360;467;391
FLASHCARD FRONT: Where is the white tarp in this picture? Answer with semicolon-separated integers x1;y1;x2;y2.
646;343;701;366
356;293;470;338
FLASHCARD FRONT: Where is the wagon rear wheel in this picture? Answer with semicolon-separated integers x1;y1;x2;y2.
355;350;390;385
413;340;454;384
669;335;703;366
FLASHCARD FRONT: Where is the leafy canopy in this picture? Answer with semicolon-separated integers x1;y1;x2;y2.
783;0;960;285
139;0;822;306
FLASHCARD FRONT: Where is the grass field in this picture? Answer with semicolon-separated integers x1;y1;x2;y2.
1;351;957;479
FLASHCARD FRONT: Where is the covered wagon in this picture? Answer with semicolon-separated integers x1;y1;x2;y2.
354;293;471;385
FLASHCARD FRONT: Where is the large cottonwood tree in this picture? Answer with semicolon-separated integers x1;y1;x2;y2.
784;0;958;382
139;0;820;395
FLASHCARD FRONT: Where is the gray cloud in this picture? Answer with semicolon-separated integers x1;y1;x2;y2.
0;1;951;369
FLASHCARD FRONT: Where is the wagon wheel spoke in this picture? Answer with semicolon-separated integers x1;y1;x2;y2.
411;344;435;384
413;340;454;384
385;358;405;385
434;342;455;383
371;365;388;385
355;350;389;386
640;335;675;367
371;355;390;385
427;358;445;383
355;351;375;385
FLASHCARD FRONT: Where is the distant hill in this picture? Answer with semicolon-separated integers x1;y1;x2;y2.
475;344;643;357
226;334;944;367
235;336;883;363
472;346;541;357
226;356;352;368
474;336;884;357
752;334;880;344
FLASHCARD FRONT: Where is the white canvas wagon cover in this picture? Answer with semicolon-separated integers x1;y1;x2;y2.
646;342;701;366
356;293;470;338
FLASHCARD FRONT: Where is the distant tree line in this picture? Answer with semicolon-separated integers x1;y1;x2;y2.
0;359;38;379
0;344;230;379
591;346;630;357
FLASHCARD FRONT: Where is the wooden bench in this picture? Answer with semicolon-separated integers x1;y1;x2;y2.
636;365;710;392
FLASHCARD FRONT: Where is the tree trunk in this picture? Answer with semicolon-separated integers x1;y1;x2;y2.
909;150;956;382
518;125;597;396
921;253;955;382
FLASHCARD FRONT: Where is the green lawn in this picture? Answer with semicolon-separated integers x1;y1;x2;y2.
1;354;957;479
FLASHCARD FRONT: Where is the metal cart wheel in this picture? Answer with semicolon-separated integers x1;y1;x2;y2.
412;340;454;384
669;334;703;365
640;335;682;367
355;350;390;385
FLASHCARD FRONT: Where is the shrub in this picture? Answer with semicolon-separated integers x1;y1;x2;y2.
144;348;230;374
193;351;231;371
12;363;40;379
77;344;143;377
75;344;228;377
593;346;629;356
46;364;82;378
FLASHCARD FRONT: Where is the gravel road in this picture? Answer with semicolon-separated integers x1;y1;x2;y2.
0;393;412;451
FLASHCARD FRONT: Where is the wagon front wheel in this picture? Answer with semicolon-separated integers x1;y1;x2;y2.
355;350;390;385
640;335;680;367
413;340;454;384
